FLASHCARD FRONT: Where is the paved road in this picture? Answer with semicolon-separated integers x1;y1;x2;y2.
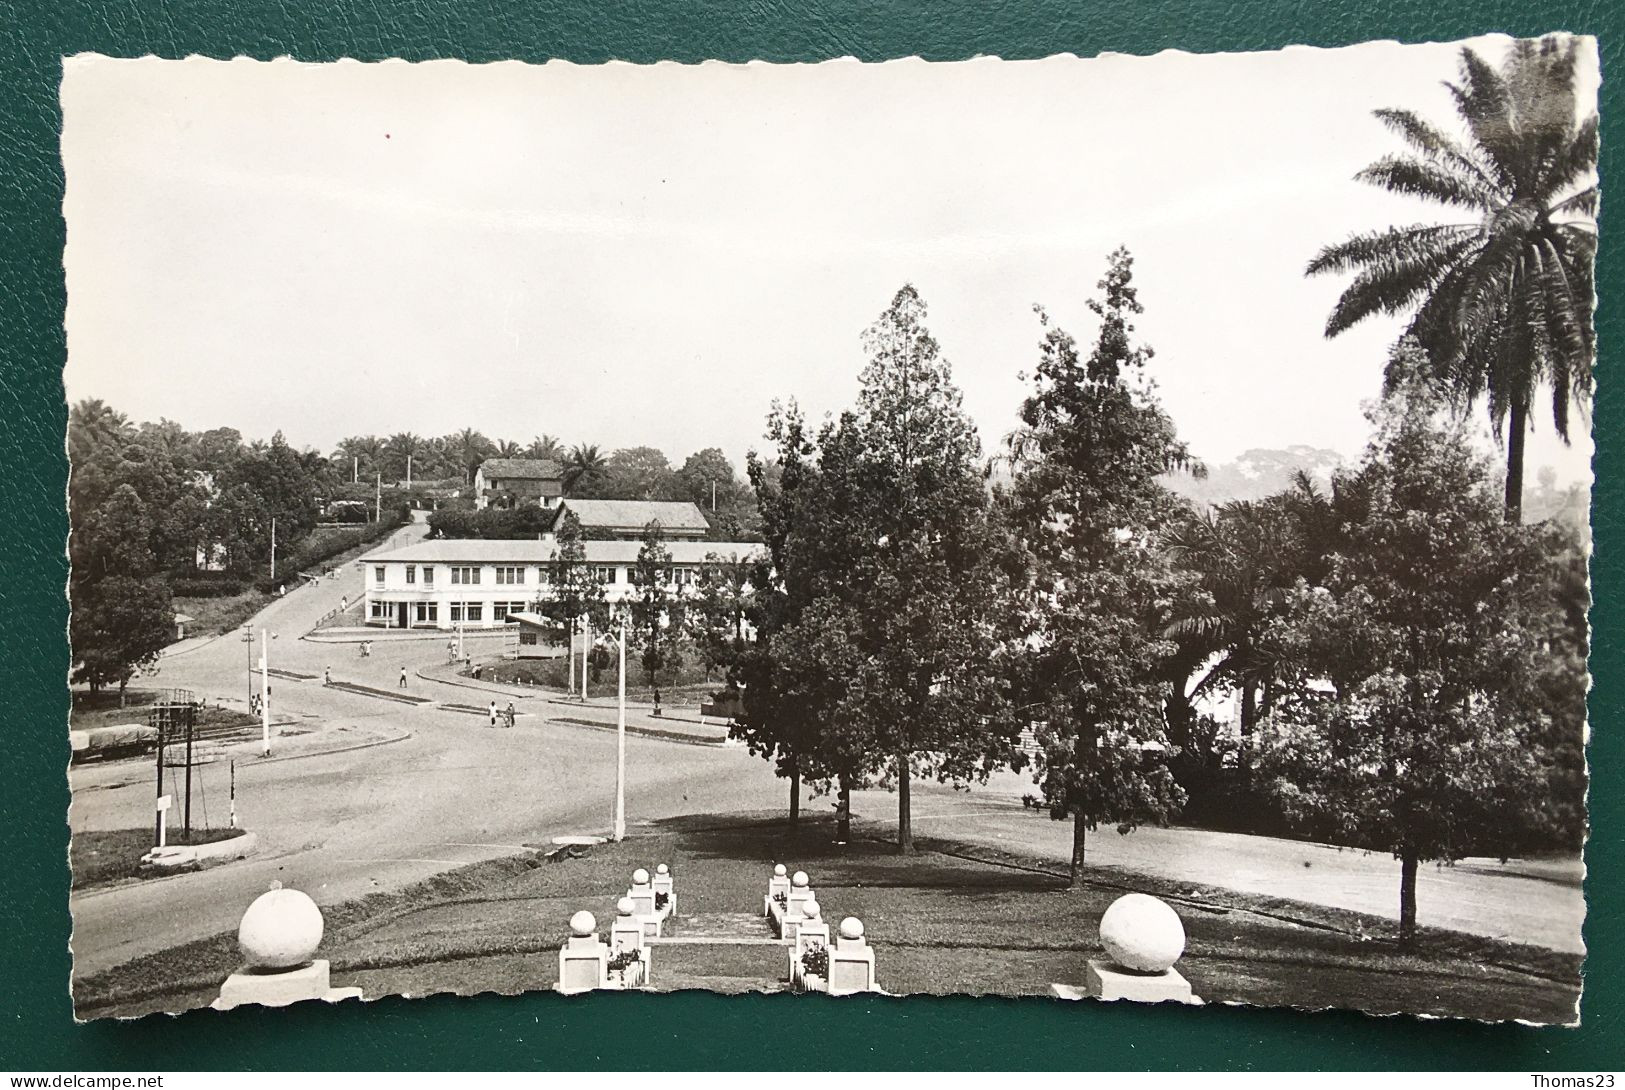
69;524;1586;979
847;776;1586;954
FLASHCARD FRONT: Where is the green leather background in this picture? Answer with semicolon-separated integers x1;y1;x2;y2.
0;0;1616;1071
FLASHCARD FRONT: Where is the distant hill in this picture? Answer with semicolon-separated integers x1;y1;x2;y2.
1165;445;1346;507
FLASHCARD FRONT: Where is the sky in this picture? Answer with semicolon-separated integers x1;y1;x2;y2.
61;38;1599;485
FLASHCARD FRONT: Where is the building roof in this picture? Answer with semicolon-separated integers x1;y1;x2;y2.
478;458;563;481
558;498;710;532
370;537;764;566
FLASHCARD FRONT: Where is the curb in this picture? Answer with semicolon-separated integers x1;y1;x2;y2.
142;830;258;873
415;666;545;699
250;726;414;765
548;715;727;748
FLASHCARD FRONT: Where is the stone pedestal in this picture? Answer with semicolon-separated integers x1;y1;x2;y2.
609;898;652;989
1083;960;1196;1004
557;911;610;995
558;935;610;994
652;863;676;917
214;960;362;1010
765;865;791;918
788;906;830;990
828;918;879;996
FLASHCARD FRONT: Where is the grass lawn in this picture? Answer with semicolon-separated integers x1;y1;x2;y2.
172;587;275;638
470;656;725;704
70;826;248;891
73;813;1581;1023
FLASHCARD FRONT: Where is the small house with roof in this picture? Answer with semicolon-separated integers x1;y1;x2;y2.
473;458;565;511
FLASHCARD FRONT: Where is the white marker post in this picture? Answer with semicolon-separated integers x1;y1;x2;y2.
567;616;576;695
155;794;172;849
259;629;271;757
614;615;627;843
581;614;592;701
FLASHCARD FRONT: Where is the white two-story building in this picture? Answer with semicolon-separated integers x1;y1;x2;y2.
361;536;764;630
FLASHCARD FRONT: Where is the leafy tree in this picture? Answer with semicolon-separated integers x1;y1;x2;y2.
733;404;822;823
1006;248;1193;884
1255;340;1567;944
537;509;608;631
760;288;1018;852
492;439;523;459
70;575;174;705
600;446;680;501
693;552;753;679
630;522;675;709
1306;35;1598;521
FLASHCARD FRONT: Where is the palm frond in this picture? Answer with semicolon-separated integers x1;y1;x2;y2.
1355;155;1499;210
1306;223;1474;278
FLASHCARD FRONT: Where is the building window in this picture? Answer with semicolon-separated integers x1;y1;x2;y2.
537;566;551;585
406;565;416;584
423;566;434;584
374;566;385;584
450;603;463;622
415;602;437;624
495;566;525;585
493;603;509;622
451;566;481;585
371;601;388;618
594;565;618;583
519;630;538;646
466;603;484;622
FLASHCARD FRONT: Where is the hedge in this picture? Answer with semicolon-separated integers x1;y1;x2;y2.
253;513;406;593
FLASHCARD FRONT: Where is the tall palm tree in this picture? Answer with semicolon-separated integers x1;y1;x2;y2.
385;432;425;485
1164;500;1302;737
527;434;565;462
1306;35;1597;522
446;427;490;483
492;439;524;459
564;443;607;494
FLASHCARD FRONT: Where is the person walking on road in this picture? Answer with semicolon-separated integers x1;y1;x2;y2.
488;700;499;728
504;701;516;729
399;665;408;689
323;665;331;685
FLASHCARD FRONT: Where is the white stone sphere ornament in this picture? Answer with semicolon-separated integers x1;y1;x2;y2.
656;863;669;876
839;917;864;941
791;870;809;888
616;897;636;917
1098;893;1186;974
237;883;324;969
774;863;787;877
632;868;650;885
802;900;821;921
570;910;597;937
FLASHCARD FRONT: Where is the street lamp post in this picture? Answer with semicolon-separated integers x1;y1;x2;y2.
243;626;254;703
259;627;271;757
608;614;627;841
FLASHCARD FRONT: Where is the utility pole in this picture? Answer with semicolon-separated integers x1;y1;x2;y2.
270;516;277;583
615;614;627;842
353;456;359;484
259;629;271;757
711;479;717;513
375;471;382;523
567;616;576;695
243;626;254;703
407;454;413;489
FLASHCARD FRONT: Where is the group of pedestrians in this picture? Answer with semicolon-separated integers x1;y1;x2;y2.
488;700;516;729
